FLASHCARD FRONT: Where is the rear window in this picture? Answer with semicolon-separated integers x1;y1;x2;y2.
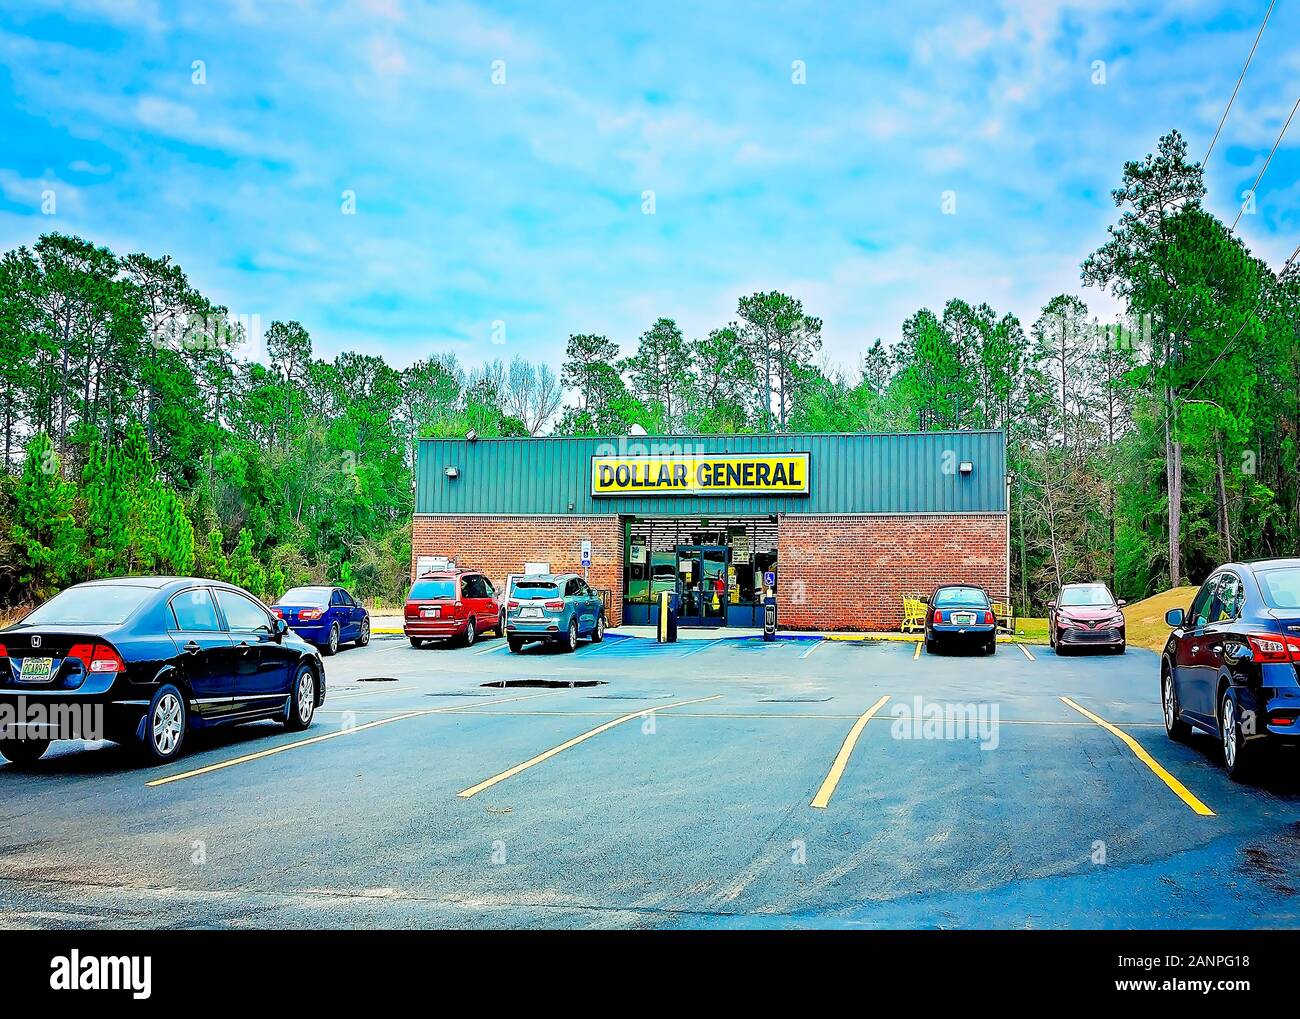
1059;585;1115;608
22;585;154;626
512;581;559;598
1257;568;1300;610
933;587;989;607
409;580;456;600
279;586;332;606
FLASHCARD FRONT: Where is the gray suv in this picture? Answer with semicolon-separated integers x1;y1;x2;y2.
505;574;606;653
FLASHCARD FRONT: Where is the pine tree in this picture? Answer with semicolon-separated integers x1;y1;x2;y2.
12;433;83;599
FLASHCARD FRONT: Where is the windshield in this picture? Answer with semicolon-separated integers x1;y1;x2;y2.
409;580;456;600
21;585;154;626
1059;586;1115;608
1258;568;1300;610
933;587;989;607
278;586;332;606
512;581;559;598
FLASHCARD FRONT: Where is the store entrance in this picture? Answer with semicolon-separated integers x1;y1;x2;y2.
675;545;729;627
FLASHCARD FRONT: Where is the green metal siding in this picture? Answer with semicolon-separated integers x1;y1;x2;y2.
415;431;1007;516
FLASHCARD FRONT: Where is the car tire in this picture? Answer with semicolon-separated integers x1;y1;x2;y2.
1162;669;1192;743
357;618;371;648
493;614;504;638
0;736;51;766
592;615;605;643
135;684;187;765
1115;642;1126;655
286;665;317;732
1221;691;1256;782
322;622;340;657
508;638;525;654
463;617;476;647
565;619;578;653
925;635;937;655
409;637;424;648
984;639;996;656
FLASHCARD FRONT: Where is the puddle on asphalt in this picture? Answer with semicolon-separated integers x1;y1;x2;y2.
1239;823;1300;896
758;696;833;703
357;677;399;682
479;679;608;689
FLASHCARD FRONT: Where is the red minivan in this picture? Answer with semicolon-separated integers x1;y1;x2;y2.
404;570;502;647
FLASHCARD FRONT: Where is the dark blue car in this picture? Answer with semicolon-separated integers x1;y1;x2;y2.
271;586;371;656
924;584;997;656
1162;559;1300;780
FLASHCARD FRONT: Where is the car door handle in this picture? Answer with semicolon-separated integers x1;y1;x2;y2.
1191;645;1200;654
183;641;201;655
1211;644;1223;655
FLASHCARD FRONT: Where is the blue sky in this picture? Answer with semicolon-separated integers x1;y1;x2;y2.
1;0;1297;372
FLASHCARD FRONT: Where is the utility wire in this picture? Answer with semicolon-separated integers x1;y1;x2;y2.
1229;96;1300;232
1204;0;1277;168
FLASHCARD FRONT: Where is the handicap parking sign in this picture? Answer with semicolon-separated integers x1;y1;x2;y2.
581;539;592;567
764;571;776;587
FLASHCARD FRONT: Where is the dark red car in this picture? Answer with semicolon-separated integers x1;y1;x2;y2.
1048;583;1127;654
404;570;502;648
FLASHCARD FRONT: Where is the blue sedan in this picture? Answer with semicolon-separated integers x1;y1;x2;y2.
924;584;997;656
271;586;371;656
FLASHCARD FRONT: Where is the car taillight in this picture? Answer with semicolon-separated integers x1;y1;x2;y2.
0;643;7;658
299;608;323;621
984;610;995;624
1247;635;1299;664
272;608;284;618
1270;713;1298;727
68;643;124;673
507;600;520;609
544;600;565;610
931;609;943;624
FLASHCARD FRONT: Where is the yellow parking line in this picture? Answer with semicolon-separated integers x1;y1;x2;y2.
1059;696;1214;816
810;694;891;809
912;640;922;660
1017;642;1035;661
473;640;508;656
146;691;551;788
456;694;721;799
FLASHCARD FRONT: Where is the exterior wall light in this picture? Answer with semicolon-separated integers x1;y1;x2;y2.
958;461;974;475
444;466;459;479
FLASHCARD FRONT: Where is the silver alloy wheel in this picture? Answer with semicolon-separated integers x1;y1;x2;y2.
465;618;475;645
1222;696;1237;768
1163;676;1175;730
360;619;370;644
568;620;578;650
297;670;314;725
153;693;183;757
329;623;339;653
596;616;604;640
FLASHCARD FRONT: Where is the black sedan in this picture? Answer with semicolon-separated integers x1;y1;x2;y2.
924;584;997;655
0;577;325;766
1162;559;1300;780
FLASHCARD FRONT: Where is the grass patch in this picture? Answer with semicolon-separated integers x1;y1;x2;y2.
1012;616;1049;644
1123;586;1197;653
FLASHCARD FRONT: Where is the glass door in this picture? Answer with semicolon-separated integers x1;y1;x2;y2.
675;545;730;626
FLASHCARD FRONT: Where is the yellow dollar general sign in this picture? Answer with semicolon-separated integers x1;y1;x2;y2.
590;453;810;496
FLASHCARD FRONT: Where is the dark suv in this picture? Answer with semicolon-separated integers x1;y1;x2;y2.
1161;559;1300;780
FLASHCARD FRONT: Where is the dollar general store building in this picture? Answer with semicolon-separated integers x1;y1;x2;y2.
412;431;1009;630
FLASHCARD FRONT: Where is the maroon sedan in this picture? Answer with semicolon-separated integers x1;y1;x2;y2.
1048;583;1127;655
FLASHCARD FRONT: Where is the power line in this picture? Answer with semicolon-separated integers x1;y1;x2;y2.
1229;95;1300;232
1203;0;1277;167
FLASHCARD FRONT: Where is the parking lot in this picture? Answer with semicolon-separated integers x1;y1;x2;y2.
3;630;1300;929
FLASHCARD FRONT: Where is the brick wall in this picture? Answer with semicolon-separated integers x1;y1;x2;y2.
412;515;626;626
776;513;1008;631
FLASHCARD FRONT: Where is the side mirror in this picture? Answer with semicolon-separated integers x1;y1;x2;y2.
273;617;289;638
1165;608;1184;627
1117;599;1127;607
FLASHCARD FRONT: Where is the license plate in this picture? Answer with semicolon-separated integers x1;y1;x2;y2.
953;613;975;625
18;657;54;683
421;606;440;618
521;607;543;619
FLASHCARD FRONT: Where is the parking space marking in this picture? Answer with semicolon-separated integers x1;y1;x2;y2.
473;641;508;656
682;637;730;658
1059;695;1215;816
1017;642;1036;661
146;691;554;788
456;694;722;799
912;641;922;660
810;694;892;809
800;639;825;660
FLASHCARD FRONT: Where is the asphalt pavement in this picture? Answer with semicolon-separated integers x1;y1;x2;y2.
2;631;1299;929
